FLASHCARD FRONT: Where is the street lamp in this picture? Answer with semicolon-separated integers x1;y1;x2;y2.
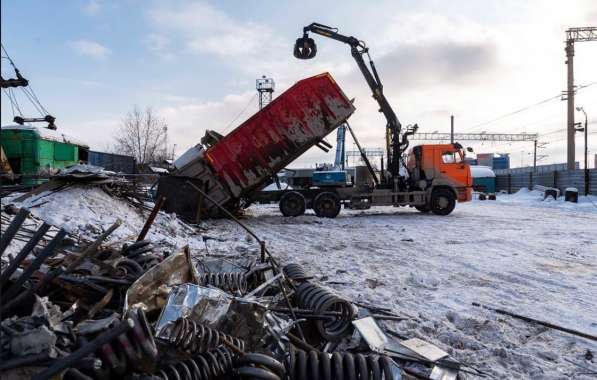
575;106;588;194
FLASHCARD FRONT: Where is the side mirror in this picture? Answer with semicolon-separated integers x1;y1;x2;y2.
466;147;474;153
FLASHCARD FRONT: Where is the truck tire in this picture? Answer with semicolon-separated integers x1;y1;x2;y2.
279;191;306;217
430;188;456;216
313;192;341;218
415;205;430;213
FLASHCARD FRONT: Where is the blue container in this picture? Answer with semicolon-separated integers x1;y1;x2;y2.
492;156;510;170
89;151;136;173
312;170;348;187
473;177;496;193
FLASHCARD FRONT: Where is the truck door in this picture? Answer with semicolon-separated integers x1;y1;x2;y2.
438;149;471;190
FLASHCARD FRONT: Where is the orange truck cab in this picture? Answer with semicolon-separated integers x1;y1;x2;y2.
407;143;473;207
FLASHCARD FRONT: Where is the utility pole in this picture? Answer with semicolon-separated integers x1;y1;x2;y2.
450;115;454;144
564;27;597;170
532;140;548;172
533;140;537;172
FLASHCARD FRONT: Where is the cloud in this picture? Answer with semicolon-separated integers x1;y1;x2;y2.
146;2;288;69
145;33;175;61
82;0;101;15
374;41;497;88
157;91;258;153
69;39;111;60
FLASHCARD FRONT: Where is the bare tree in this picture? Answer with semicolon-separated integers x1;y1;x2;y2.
114;106;168;165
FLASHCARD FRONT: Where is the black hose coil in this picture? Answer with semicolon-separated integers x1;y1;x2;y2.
295;282;356;341
198;271;248;294
157;345;235;380
287;349;396;380
283;263;311;282
166;317;245;354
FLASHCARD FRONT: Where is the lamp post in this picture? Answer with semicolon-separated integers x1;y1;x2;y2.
575;106;588;194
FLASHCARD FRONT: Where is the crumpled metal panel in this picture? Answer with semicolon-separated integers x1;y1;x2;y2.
125;247;200;315
206;73;355;198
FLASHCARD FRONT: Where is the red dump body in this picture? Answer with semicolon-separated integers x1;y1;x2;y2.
205;73;355;198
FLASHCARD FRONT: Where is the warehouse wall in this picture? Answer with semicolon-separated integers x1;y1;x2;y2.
496;169;597;195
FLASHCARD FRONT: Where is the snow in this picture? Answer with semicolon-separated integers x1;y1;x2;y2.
202;190;597;379
3;186;596;378
2;185;203;251
470;165;495;178
1;124;89;148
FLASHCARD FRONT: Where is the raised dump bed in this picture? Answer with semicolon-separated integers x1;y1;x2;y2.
161;72;355;219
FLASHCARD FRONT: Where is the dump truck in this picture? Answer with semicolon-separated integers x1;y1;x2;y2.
158;72;356;219
159;71;471;220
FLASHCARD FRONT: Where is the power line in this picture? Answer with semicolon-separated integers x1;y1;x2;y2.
465;82;597;132
221;93;258;133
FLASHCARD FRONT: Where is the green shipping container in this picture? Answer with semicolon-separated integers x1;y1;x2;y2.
1;125;89;185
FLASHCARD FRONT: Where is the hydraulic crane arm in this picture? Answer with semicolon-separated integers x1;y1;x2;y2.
294;22;415;178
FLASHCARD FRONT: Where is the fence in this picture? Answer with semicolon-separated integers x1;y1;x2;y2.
495;169;597;195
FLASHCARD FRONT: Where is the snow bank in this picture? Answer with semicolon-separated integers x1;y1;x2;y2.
3;185;203;250
494;188;597;213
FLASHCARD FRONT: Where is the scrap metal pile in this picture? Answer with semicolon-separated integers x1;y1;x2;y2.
0;184;486;380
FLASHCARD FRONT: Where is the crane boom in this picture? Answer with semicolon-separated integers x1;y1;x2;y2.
294;23;415;180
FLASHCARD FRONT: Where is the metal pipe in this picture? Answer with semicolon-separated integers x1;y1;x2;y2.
0;222;50;288
473;302;597;342
137;195;166;241
0;208;30;255
31;318;134;380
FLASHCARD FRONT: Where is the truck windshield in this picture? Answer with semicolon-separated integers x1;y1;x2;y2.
442;152;462;164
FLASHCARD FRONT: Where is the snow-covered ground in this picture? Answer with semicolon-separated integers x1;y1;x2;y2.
204;191;597;379
3;186;596;378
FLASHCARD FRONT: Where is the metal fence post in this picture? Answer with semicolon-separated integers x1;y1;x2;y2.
529;171;533;190
508;174;512;194
585;168;590;195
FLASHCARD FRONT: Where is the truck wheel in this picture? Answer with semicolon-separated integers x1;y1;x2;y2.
279;191;306;217
313;192;341;218
430;188;456;216
415;205;430;213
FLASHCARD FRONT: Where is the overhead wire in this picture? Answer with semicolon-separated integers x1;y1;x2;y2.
221;93;258;133
465;82;597;133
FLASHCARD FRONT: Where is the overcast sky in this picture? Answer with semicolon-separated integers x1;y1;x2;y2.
1;0;596;168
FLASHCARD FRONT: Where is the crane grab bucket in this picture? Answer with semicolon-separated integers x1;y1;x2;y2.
293;35;317;59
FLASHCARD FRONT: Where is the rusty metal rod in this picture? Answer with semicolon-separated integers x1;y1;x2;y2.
0;208;30;255
472;302;597;342
31;318;134;380
287;332;318;352
0;222;50;288
137;195;166;241
1;229;66;303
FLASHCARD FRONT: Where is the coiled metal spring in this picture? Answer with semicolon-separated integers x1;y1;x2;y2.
283;263;311;282
287;349;396;380
96;308;159;376
157;345;235;380
198;271;248;294
236;352;286;380
166;317;245;354
295;282;356;341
